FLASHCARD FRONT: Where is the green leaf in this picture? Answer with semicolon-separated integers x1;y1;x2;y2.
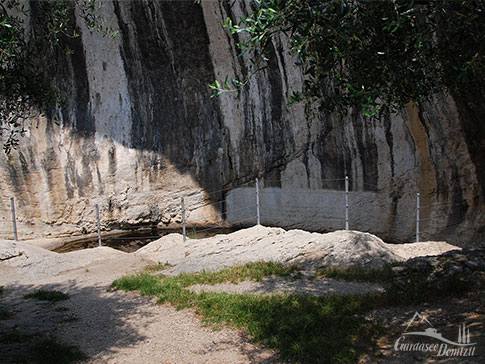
210;90;224;98
231;78;243;88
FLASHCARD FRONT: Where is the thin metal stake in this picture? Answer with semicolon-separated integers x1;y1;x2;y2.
181;198;186;242
95;204;102;247
256;178;260;225
10;197;18;241
416;193;420;243
345;176;349;230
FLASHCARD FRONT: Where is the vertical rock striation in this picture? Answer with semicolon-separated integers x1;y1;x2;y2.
0;0;482;246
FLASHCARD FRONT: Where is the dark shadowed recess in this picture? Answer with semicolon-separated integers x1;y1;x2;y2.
113;0;228;194
452;93;485;242
30;1;95;135
108;0;233;203
452;93;485;199
47;1;233;209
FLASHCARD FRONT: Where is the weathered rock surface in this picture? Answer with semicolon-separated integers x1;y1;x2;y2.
1;227;460;284
392;246;485;291
0;1;482;245
0;241;22;261
134;226;460;275
0;238;128;282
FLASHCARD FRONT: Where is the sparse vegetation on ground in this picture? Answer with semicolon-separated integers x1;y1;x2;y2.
111;261;479;364
315;262;477;306
32;336;87;364
144;261;173;272
24;290;70;303
315;264;395;283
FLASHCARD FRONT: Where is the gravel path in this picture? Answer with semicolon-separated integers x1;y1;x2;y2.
1;253;279;364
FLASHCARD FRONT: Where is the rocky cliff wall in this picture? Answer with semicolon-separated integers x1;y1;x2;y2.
0;0;483;245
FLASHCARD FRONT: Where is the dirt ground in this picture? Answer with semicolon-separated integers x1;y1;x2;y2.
1;254;280;364
364;289;485;363
1;227;483;363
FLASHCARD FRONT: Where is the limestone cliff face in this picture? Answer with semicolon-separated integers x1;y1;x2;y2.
0;0;483;245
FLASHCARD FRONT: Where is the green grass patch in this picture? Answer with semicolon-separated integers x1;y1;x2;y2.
195;292;384;363
112;273;384;363
129;261;300;290
315;264;396;284
24;290;69;303
111;262;384;363
33;337;87;364
0;285;4;295
176;261;301;286
110;261;477;363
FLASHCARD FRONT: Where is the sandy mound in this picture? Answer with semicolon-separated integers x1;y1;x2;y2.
135;233;187;266
388;241;461;260
1;226;461;281
288;229;403;268
0;239;127;282
135;226;434;275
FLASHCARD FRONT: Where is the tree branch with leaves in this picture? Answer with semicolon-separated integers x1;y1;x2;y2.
210;0;485;117
0;0;114;153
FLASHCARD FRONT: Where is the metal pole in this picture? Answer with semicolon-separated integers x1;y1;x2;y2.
345;176;349;230
95;204;102;247
256;178;260;225
10;197;18;241
416;193;420;243
181;198;186;242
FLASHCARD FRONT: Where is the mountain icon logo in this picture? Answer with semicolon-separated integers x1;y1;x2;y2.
402;312;476;347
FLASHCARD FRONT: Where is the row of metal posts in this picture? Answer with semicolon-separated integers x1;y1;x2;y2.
6;198;103;246
178;177;421;242
6;184;422;243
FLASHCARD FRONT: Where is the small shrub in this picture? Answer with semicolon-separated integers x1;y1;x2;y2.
24;290;69;303
386;271;475;306
33;337;87;364
315;264;396;284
